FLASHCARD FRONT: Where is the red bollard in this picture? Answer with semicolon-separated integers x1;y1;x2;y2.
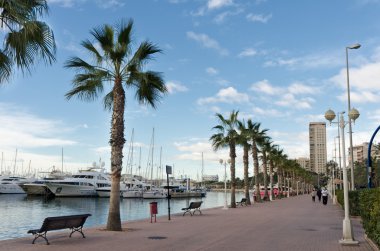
149;202;158;223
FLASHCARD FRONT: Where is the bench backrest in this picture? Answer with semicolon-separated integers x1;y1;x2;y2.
241;198;247;202
189;201;202;209
39;214;91;233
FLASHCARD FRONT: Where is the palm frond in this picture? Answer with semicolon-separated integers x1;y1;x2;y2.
4;20;56;72
130;71;167;108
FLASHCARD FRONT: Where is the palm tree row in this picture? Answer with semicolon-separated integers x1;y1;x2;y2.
210;110;315;208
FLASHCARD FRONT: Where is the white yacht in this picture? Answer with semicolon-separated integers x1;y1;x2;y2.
142;187;167;199
121;175;148;198
21;169;71;196
0;176;36;194
45;167;111;197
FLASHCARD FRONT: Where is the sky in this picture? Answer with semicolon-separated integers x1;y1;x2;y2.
1;0;380;181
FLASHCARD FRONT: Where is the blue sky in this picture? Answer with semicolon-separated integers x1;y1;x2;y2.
1;0;380;180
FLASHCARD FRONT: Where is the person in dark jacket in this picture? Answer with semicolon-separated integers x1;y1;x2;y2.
316;188;322;202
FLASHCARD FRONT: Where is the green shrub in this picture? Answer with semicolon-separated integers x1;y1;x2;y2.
335;189;360;216
359;188;380;248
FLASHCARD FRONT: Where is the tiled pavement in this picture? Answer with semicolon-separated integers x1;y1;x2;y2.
0;194;376;251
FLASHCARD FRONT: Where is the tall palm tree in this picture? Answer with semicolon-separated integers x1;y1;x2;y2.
260;137;272;201
247;120;268;202
268;144;281;200
0;0;56;82
65;19;167;231
237;119;251;205
210;110;239;208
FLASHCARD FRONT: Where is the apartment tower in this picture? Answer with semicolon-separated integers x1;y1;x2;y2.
309;122;327;174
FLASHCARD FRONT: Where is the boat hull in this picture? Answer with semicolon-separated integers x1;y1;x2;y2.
0;184;25;194
46;183;97;197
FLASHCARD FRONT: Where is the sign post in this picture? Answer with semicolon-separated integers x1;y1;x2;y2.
166;165;172;220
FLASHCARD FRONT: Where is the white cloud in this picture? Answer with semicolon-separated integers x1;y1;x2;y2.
264;51;342;70
207;0;234;10
197;87;249;105
337;90;379;104
206;67;219;75
288;82;319;95
330;62;380;91
246;13;272;23
48;0;81;7
238;48;257;58
252;107;282;117
187;31;229;56
96;0;124;8
166;81;189;94
213;8;244;24
250;79;281;95
275;94;314;109
0;103;77;149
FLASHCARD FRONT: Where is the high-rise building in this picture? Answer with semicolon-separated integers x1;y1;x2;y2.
348;142;369;165
296;157;311;171
309;122;327;174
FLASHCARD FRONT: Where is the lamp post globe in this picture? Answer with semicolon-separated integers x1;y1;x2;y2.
325;109;336;123
349;108;360;122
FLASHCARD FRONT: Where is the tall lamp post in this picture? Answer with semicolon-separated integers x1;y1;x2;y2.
219;159;230;210
325;109;359;245
346;43;361;190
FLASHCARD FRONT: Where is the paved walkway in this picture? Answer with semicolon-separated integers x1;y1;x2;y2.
0;194;376;251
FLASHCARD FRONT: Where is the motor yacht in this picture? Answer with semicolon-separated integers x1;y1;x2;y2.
0;176;36;194
45;167;111;197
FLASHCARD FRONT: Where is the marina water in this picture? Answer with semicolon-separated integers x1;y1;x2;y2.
0;191;244;241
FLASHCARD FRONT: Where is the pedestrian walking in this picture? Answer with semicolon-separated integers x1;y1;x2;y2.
316;188;322;202
322;187;328;205
311;188;316;202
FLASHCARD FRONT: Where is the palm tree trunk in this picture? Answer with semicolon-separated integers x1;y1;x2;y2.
278;169;282;197
230;143;237;208
243;144;251;205
263;152;269;200
107;79;126;231
252;144;261;202
269;159;274;200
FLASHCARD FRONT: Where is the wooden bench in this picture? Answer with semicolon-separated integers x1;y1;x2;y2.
236;198;247;206
27;214;91;245
181;201;202;216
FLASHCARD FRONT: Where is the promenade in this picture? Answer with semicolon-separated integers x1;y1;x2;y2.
0;194;376;251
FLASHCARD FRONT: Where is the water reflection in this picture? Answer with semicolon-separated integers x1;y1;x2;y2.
0;191;243;240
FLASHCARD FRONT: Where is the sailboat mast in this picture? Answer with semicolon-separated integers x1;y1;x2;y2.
201;152;204;186
13;149;18;175
138;146;141;177
151;128;154;182
61;148;64;172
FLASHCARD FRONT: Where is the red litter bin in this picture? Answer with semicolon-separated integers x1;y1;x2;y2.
149;202;158;223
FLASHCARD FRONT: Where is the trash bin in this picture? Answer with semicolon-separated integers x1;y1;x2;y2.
149;202;158;223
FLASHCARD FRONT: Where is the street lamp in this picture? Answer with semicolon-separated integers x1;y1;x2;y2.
325;109;359;245
219;158;230;210
346;43;361;190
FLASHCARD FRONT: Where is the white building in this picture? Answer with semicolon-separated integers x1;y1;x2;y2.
296;157;311;171
309;122;327;174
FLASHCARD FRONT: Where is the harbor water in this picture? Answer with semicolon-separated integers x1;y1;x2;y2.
0;191;244;241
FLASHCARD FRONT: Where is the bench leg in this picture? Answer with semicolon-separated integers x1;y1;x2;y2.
182;209;192;216
31;232;49;245
192;209;202;215
69;226;86;238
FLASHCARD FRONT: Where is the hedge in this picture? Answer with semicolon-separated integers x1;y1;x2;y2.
335;188;380;248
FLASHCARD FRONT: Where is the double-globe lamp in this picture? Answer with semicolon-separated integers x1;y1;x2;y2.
325;108;359;245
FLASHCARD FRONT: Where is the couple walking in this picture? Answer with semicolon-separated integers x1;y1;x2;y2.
311;187;328;205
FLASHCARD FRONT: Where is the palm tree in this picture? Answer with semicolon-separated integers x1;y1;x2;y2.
210;110;239;208
260;137;272;201
247;120;268;202
237;119;251;205
65;19;167;231
0;0;56;83
268;144;281;200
